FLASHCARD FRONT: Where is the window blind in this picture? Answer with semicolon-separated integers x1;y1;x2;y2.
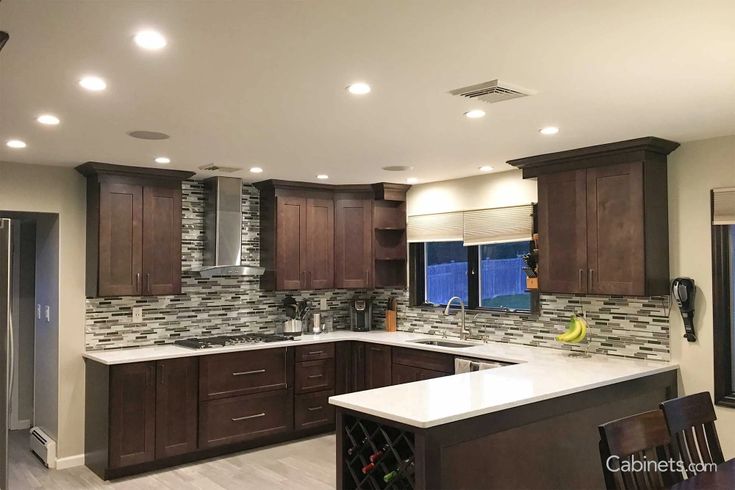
713;187;735;225
463;204;533;245
407;212;463;243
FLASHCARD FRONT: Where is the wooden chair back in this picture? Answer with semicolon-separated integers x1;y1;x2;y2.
660;392;724;477
598;410;683;490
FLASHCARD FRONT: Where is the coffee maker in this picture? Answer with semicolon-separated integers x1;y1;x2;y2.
350;298;373;331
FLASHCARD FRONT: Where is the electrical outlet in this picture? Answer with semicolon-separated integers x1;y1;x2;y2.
44;305;51;322
320;298;328;311
132;307;143;323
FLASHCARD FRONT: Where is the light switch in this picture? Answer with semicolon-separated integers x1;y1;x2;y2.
37;304;42;320
132;307;143;323
44;305;51;322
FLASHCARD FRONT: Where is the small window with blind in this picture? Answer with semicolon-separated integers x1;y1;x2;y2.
408;204;535;312
712;187;735;408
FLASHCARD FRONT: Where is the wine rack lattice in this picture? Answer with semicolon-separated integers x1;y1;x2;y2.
343;414;415;490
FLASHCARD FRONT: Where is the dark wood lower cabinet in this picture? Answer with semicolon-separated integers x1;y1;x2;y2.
365;344;392;389
199;390;293;448
295;389;335;431
155;358;198;459
392;363;447;385
109;362;156;469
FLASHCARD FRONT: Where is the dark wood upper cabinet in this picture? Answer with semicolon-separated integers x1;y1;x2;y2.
77;162;193;297
509;137;679;297
305;198;334;289
255;180;409;291
109;362;156;469
537;170;588;294
335;197;372;288
155;357;198;459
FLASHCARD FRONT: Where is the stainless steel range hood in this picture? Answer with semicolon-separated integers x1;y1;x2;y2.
195;176;264;278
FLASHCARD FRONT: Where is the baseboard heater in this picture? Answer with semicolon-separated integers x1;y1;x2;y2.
30;426;57;468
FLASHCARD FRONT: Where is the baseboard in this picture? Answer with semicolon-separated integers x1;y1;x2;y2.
55;453;85;470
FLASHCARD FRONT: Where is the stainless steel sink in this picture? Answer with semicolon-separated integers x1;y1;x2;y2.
409;339;475;348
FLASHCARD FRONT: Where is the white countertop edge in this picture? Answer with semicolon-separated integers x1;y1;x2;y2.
327;363;679;428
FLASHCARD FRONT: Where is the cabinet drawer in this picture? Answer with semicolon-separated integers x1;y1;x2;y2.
198;390;292;449
295;389;335;431
392;347;454;373
295;343;334;362
295;358;335;394
391;363;447;386
199;348;288;400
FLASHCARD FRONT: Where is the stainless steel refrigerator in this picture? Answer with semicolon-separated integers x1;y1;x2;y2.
1;218;12;490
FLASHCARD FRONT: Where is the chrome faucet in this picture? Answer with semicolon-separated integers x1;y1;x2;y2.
443;296;470;341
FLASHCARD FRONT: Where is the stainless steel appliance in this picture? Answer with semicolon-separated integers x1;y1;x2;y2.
174;332;297;350
454;358;507;373
281;319;303;335
1;219;12;490
350;298;372;331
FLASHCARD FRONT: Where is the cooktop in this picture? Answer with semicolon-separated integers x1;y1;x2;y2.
174;333;297;350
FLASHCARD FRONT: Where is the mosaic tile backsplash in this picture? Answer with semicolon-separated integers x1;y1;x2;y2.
85;181;671;361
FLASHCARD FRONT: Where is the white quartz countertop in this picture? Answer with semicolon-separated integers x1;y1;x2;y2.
83;330;678;429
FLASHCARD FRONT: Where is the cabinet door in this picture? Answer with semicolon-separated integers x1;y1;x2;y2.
276;197;308;290
586;162;645;295
335;199;372;288
305;198;334;289
335;341;353;395
98;182;143;296
109;362;156;468
365;344;392;389
142;185;182;296
537;170;588;294
351;342;366;392
155;358;198;459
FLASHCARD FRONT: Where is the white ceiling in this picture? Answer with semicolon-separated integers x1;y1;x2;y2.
1;0;734;184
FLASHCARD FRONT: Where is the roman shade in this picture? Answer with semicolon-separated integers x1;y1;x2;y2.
462;204;534;246
407;212;463;243
713;187;735;225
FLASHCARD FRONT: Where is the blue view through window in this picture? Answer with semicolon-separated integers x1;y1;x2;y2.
425;241;468;305
479;241;531;310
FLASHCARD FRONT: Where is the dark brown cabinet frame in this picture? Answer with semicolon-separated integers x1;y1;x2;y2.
76;162;194;297
712;205;735;408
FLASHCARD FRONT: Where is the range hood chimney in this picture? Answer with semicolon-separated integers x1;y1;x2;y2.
196;176;264;277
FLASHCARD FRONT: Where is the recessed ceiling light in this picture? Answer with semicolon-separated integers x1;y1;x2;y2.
37;114;60;126
406;177;418;184
134;30;167;50
479;165;494;172
6;139;27;149
464;109;486;119
539;126;559;135
79;75;107;91
346;83;371;95
154;156;170;164
316;174;329;180
249;167;263;174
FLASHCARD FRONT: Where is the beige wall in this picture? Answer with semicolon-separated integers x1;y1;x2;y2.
0;162;86;462
668;134;735;458
407;169;537;216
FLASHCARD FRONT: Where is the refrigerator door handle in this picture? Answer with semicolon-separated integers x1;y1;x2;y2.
6;310;12;406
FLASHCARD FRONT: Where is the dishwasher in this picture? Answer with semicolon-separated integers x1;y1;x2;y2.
454;357;508;373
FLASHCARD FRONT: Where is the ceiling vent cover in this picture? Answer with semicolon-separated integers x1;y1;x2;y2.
449;79;535;104
198;163;241;173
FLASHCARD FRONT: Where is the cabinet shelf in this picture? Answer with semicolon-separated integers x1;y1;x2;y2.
375;257;407;262
375;227;406;231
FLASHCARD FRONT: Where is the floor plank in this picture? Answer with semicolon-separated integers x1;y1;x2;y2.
8;430;336;489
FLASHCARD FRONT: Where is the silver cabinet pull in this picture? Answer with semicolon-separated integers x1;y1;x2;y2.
146;272;151;294
136;272;141;293
308;350;324;355
307;406;323;412
232;369;266;376
589;269;594;290
232;412;266;422
578;269;584;290
307;374;323;379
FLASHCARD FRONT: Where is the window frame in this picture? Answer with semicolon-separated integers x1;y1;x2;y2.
712;216;735;408
409;240;533;313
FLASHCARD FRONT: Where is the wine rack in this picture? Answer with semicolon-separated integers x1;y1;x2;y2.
343;414;415;490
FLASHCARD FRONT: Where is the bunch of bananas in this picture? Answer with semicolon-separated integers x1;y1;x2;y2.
556;314;588;343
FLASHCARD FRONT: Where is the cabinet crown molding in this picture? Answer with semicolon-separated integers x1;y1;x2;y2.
76;161;195;181
507;136;680;179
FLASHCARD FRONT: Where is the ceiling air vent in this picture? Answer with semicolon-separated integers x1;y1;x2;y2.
198;163;242;173
449;79;535;104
